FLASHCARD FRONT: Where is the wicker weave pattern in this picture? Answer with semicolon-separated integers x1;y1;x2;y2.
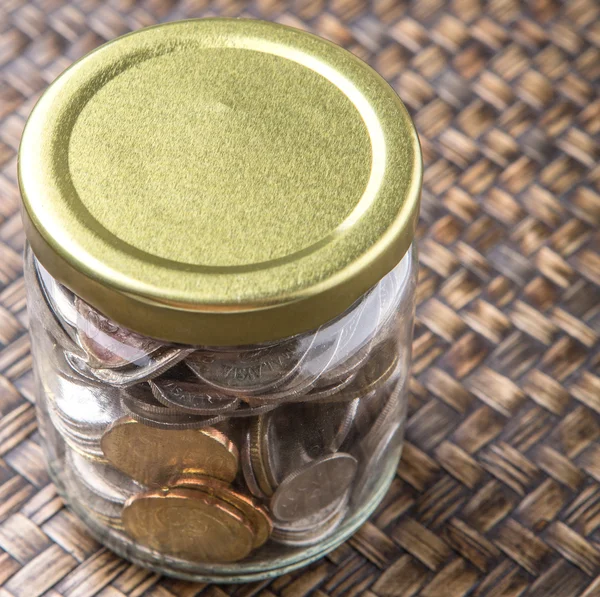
0;1;599;595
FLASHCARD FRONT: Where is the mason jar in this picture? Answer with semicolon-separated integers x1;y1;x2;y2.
19;18;422;582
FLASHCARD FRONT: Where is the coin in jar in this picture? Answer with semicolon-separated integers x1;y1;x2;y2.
186;334;314;396
122;487;255;562
241;428;268;500
75;297;164;369
271;494;348;546
352;378;406;504
120;383;225;430
66;447;142;505
301;398;359;456
246;406;313;498
173;476;272;548
101;417;239;486
66;346;195;388
44;375;124;439
246;415;278;497
319;340;398;404
270;453;357;521
149;378;240;415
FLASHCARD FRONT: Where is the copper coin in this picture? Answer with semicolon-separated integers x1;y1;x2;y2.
122;487;255;562
101;417;239;486
173;475;272;549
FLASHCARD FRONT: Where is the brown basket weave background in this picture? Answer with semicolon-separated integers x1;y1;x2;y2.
0;1;599;595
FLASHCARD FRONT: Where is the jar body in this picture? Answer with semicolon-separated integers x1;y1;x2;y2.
26;243;417;582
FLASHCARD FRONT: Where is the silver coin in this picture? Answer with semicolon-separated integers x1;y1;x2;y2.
314;343;371;388
74;297;164;369
237;329;343;405
352;423;404;506
63;460;124;520
254;405;314;489
319;340;399;404
299;372;358;404
25;249;86;358
35;258;79;331
362;377;405;450
271;498;348;546
322;282;383;376
301;398;359;456
241;428;268;500
352;378;407;504
270;453;358;521
149;379;240;415
66;447;143;505
47;413;106;461
65;346;195;388
273;493;347;532
121;386;226;430
186;335;316;396
43;375;124;436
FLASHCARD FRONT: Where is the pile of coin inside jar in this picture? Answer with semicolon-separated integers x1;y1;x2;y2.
30;250;412;564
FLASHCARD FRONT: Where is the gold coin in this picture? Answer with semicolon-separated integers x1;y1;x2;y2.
101;417;238;487
173;475;272;549
122;487;255;562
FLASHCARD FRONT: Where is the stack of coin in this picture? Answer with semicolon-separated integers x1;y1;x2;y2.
271;495;348;547
122;476;271;562
44;375;124;462
64;447;143;531
35;259;409;561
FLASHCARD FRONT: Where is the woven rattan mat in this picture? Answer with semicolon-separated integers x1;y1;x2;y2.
1;1;599;596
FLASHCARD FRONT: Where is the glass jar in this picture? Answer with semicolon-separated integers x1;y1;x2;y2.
19;19;421;582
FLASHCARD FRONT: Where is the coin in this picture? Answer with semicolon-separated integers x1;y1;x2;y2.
352;421;403;506
67;447;143;504
75;297;164;369
25;250;85;358
122;487;255;562
44;375;124;437
173;476;272;548
66;346;195;388
186;335;315;396
122;383;221;429
273;493;346;532
271;495;348;547
121;383;224;429
248;416;277;497
101;417;239;486
362;376;405;450
80;503;125;532
298;371;357;404
314;343;371;388
241;428;268;500
319;340;399;404
35;259;79;329
352;378;407;504
237;330;343;405
301;398;359;456
63;460;125;520
149;378;240;415
270;453;358;521
247;406;313;498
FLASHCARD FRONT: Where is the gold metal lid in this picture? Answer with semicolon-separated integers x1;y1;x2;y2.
19;19;421;345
